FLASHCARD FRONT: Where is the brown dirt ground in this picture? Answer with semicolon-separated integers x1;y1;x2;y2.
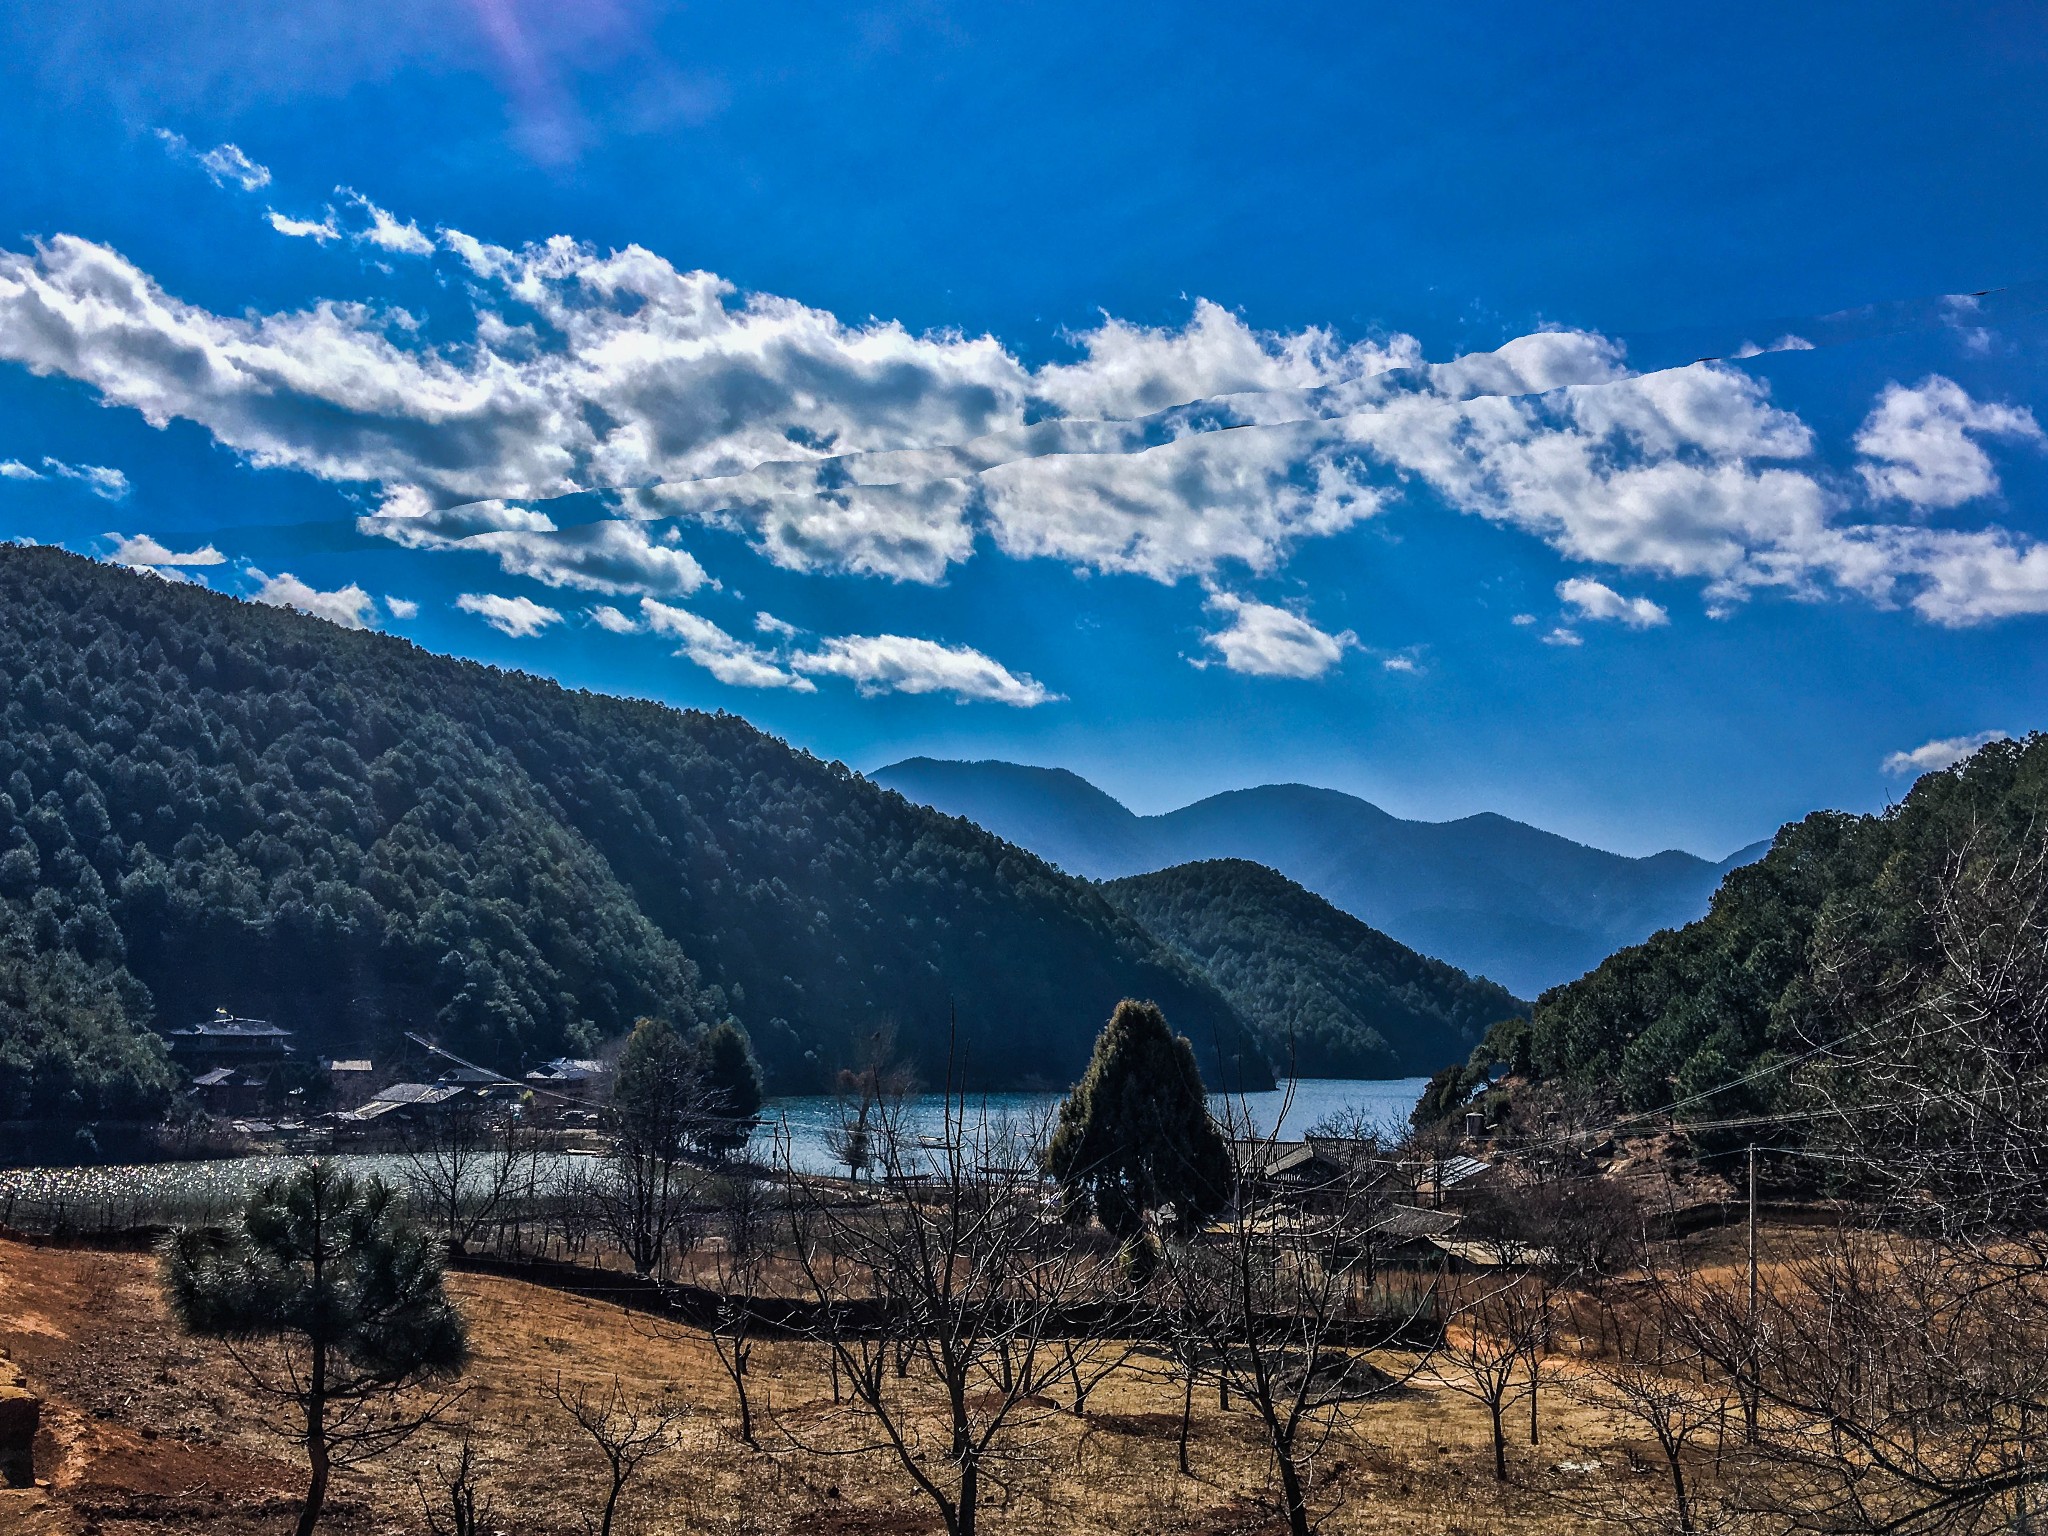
0;1235;1695;1535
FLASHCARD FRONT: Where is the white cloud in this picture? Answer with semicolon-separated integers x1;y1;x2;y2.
980;427;1383;582
754;611;799;638
1510;612;1537;626
199;143;272;192
0;230;1430;586
1882;729;2009;776
266;209;341;242
1032;298;1419;419
106;532;224;567
792;634;1055;705
155;131;272;192
640;598;813;689
1542;627;1583;647
442;519;712;597
1196;592;1356;679
1382;655;1419;674
1856;376;2043;510
1887;526;2048;626
7;222;2048;632
250;571;375;628
1557;576;1669;628
456;591;562;637
1732;335;1814;359
1;455;124;496
588;604;641;634
342;191;434;256
35;458;129;499
383;595;419;619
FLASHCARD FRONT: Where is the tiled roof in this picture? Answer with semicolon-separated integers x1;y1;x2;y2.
366;1082;468;1107
168;1014;291;1039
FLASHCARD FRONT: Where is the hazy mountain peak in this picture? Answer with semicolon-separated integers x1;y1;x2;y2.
872;757;1765;996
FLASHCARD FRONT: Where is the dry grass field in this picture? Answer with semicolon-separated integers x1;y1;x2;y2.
0;1234;1731;1536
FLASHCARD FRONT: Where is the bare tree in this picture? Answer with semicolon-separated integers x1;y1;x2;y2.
823;1025;914;1182
1434;1273;1548;1481
412;1436;494;1536
1569;1337;1727;1536
1730;823;2048;1532
1160;1108;1435;1536
597;1018;707;1277
1711;1225;2048;1536
782;1090;1105;1536
703;1170;771;1448
549;1374;689;1536
395;1101;535;1254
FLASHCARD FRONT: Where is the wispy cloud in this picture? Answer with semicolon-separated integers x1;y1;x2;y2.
1881;729;2009;776
3;457;130;499
793;634;1056;705
456;591;562;638
641;598;814;690
266;209;340;242
341;190;434;256
156;130;272;192
106;533;224;567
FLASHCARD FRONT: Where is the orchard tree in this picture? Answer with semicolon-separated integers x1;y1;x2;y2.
160;1161;468;1536
1047;998;1232;1245
600;1016;702;1275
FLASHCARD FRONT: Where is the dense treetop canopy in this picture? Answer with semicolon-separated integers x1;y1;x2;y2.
1435;733;2048;1138
1101;859;1525;1078
0;545;1263;1109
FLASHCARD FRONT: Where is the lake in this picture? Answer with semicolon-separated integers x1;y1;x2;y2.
763;1076;1429;1172
0;1078;1430;1223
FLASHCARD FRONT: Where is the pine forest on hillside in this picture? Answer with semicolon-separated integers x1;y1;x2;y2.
1101;859;1526;1078
0;545;1264;1121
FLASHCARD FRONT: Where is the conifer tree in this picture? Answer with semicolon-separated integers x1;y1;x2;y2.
694;1018;765;1158
1047;998;1232;1242
160;1161;468;1536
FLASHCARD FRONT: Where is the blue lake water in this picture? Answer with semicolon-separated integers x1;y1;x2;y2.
761;1077;1430;1173
0;1079;1430;1214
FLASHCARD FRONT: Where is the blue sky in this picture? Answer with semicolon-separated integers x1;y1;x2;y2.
3;2;2047;856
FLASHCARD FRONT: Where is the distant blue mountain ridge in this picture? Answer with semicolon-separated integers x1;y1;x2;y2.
871;758;1770;1000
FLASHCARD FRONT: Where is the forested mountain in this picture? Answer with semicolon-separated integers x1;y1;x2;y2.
1100;860;1527;1078
0;545;1265;1121
874;757;1769;997
1439;732;2048;1132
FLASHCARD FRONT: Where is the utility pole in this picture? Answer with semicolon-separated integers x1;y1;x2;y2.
1747;1143;1758;1316
1745;1142;1760;1444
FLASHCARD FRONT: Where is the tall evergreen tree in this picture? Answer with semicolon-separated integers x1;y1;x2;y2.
1047;998;1232;1242
693;1018;765;1158
160;1161;468;1536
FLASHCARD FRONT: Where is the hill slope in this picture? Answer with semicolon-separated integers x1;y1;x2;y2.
1100;860;1527;1078
1485;732;2048;1125
0;545;1265;1110
874;758;1767;996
